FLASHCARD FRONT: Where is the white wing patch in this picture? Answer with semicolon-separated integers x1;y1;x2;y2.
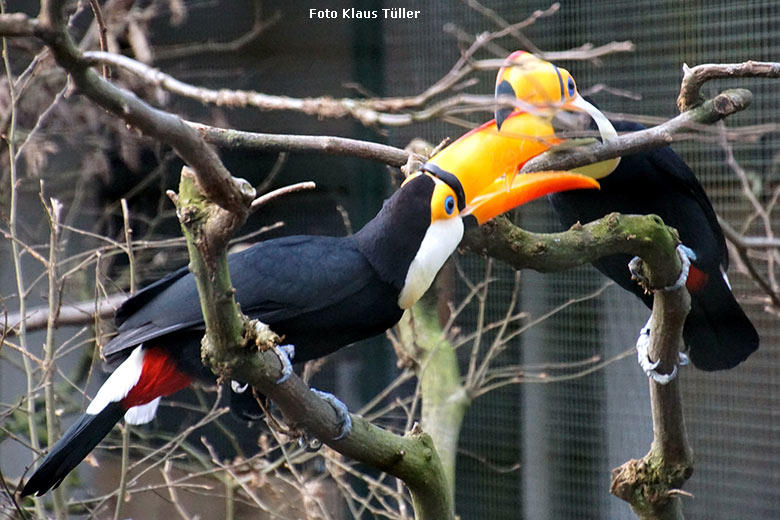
124;397;160;425
398;217;464;309
86;346;145;415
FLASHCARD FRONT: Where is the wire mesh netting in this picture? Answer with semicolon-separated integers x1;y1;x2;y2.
383;1;779;519
1;1;778;518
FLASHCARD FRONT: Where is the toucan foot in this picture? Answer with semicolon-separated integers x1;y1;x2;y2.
296;389;352;452
312;388;352;441
299;433;323;452
635;319;686;384
661;244;696;292
272;344;295;384
630;244;697;293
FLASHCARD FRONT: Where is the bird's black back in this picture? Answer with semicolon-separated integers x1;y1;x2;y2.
550;120;758;370
103;174;440;369
104;235;401;366
550;120;727;302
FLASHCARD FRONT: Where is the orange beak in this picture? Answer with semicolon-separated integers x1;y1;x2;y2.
420;114;599;225
462;171;600;225
422;116;561;207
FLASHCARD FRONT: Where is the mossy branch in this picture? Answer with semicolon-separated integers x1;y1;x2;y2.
396;287;471;495
610;285;694;520
464;213;694;518
463;213;682;286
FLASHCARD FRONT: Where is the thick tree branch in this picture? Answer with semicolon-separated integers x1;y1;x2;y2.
396;287;470;495
462;213;681;281
189;122;415;168
0;12;36;36
610;285;693;519
463;213;694;518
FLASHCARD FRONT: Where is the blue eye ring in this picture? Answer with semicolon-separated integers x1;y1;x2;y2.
567;77;576;97
444;195;455;215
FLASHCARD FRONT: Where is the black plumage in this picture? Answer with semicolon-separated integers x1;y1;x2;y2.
550;120;758;370
21;403;125;497
104;173;441;371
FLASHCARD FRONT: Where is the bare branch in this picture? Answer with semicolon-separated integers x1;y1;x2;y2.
522;88;753;173
155;6;281;61
27;11;255;215
87;0;110;78
610;272;693;518
0;12;37;36
175;168;454;519
462;213;681;280
189;122;415;168
250;181;316;212
678;60;780;112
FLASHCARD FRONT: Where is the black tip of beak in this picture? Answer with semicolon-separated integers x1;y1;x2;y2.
495;79;516;130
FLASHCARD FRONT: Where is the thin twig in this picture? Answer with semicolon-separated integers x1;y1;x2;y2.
120;199;136;294
39;186;66;518
113;425;131;520
87;0;110;78
250;181;316;212
155;3;281;61
1;16;44;518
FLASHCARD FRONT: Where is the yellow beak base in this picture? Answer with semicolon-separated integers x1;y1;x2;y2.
463;171;600;225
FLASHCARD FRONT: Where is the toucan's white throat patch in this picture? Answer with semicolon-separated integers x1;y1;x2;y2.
398;217;464;309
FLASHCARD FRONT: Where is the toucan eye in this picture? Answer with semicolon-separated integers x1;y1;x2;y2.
567;77;576;97
444;195;455;215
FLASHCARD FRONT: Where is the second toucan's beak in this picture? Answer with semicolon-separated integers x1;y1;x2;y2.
462;171;600;225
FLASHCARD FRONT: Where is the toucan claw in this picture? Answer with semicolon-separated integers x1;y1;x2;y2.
230;380;249;394
296;389;352;452
299;432;323;452
635;319;687;384
629;244;697;294
273;344;295;384
661;245;696;292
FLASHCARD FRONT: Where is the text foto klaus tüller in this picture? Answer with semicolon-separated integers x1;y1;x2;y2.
309;8;421;20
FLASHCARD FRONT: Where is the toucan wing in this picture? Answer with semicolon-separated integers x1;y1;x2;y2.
617;121;728;270
103;235;377;361
551;120;727;274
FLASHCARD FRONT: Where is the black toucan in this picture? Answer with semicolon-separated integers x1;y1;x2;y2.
494;50;759;373
21;120;601;496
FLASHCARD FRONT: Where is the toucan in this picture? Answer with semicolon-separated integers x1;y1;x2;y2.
20;120;602;496
493;51;759;373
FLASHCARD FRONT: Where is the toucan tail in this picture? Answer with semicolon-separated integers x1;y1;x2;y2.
20;345;193;496
685;273;759;371
21;402;125;496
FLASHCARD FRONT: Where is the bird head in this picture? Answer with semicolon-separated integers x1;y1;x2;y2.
494;50;620;179
389;168;598;309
